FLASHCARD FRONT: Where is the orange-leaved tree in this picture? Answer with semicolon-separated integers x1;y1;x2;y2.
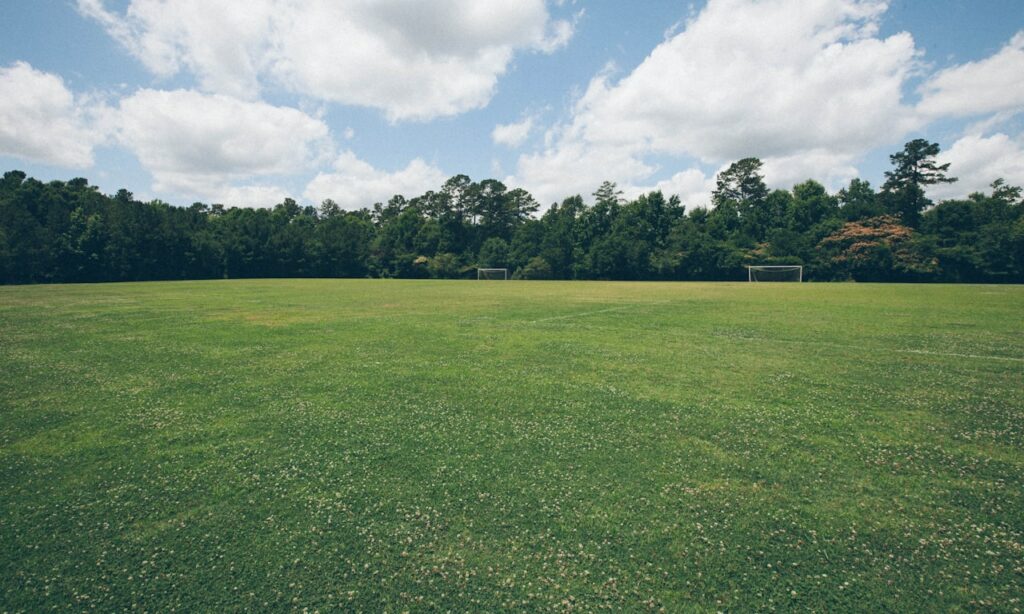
817;215;937;281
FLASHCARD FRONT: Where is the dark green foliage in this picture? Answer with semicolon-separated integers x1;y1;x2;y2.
1;140;1020;284
426;252;463;278
839;178;884;221
477;237;510;268
922;179;1024;281
882;139;958;227
515;255;553;279
789;180;839;231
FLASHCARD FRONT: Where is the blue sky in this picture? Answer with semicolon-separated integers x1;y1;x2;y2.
1;0;1023;209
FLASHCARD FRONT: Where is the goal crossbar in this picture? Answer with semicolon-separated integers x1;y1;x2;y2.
746;265;803;282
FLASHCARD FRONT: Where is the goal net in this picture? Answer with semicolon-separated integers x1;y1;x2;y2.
747;265;803;282
477;268;509;280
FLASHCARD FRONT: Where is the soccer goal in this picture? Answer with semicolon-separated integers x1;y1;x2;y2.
477;268;509;280
747;265;803;282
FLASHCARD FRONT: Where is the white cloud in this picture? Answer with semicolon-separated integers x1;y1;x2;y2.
79;0;573;121
492;117;535;148
305;151;447;209
511;0;921;207
115;89;330;200
918;31;1024;119
215;185;292;208
760;149;861;191
511;136;654;206
645;168;717;209
577;0;917;159
929;133;1024;201
0;62;99;168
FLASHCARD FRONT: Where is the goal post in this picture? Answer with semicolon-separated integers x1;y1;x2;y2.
747;265;803;282
477;268;509;280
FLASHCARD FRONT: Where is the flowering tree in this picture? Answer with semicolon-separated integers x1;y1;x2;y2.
818;215;937;281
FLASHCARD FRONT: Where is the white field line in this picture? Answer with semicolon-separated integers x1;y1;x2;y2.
892;348;1024;363
345;302;1022;363
745;336;1024;364
569;317;1024;364
527;304;639;324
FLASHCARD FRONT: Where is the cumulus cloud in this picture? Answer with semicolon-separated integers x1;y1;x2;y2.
214;185;292;208
645;168;717;209
577;0;917;160
929;133;1024;201
115;89;330;200
0;62;100;168
492;117;535;148
760;150;861;191
78;0;573;121
511;0;921;206
305;151;447;209
918;31;1024;119
512;135;655;206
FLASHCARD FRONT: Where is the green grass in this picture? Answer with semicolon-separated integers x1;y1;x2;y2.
1;279;1022;612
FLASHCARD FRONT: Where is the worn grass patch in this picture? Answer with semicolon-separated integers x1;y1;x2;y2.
1;279;1022;611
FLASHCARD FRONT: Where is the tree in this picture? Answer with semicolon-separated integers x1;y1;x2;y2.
882;139;957;226
427;252;462;278
0;226;10;281
1012;217;1024;282
59;207;109;282
319;199;342;219
316;210;373;277
593;181;624;208
0;170;26;196
441;175;474;221
818;215;937;281
577;182;622;255
0;165;1009;285
471;179;510;243
372;195;408;225
713;158;769;206
371;206;424;277
788;180;838;232
516;256;553;280
505;188;540;225
477;237;510;268
922;179;1024;282
538;195;585;279
273;197;302;221
710;158;769;239
838;178;882;221
509;219;545;271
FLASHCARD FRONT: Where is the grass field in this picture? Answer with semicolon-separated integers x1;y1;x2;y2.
1;280;1022;612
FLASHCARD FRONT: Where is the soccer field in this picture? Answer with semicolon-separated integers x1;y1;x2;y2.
2;280;1022;611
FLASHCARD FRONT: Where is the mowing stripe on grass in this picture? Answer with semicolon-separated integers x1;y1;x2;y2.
527;304;638;324
557;317;1024;363
892;348;1024;363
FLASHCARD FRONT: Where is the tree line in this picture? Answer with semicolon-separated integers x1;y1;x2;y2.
2;139;1022;284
